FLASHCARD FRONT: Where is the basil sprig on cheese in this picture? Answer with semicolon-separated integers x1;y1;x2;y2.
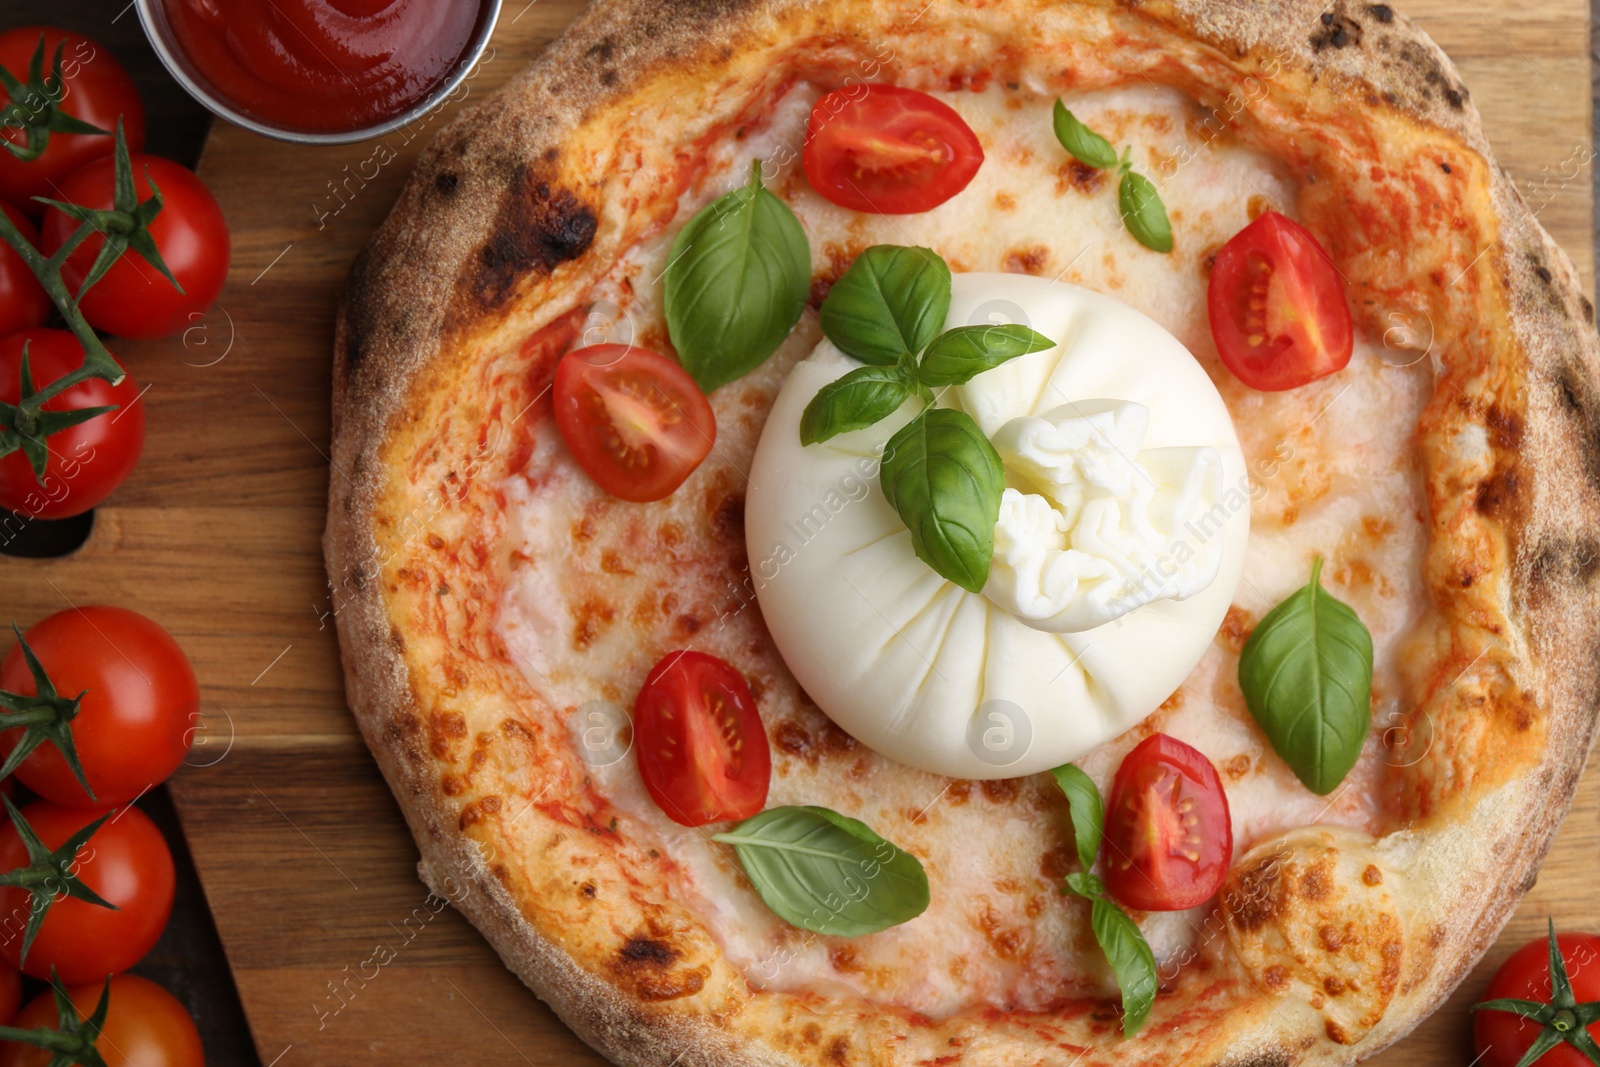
799;245;1055;592
712;805;929;936
1052;101;1174;253
1049;764;1158;1038
1238;558;1374;795
664;160;811;393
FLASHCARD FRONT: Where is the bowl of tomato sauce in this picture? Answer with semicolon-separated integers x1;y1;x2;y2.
133;0;501;144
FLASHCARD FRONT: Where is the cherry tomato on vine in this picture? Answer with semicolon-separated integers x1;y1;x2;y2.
1475;927;1600;1067
0;29;145;209
0;606;198;806
553;344;716;502
0;801;174;983
41;154;229;340
1102;733;1233;912
0;204;50;336
1207;211;1353;392
0;329;144;519
803;85;985;215
0;974;202;1067
634;650;770;826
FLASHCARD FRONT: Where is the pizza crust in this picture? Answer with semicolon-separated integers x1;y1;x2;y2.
325;0;1600;1063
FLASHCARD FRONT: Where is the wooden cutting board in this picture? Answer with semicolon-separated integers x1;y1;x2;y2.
4;1;1592;1062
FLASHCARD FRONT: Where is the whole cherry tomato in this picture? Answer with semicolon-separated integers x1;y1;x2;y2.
0;801;175;984
803;85;985;215
0;975;202;1067
0;28;145;209
0;606;198;806
0;329;144;519
1102;733;1233;912
1207;211;1353;392
0;203;51;336
41;154;229;340
634;650;771;826
553;344;716;502
1475;927;1600;1067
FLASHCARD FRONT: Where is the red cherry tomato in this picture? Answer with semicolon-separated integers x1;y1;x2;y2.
0;802;175;984
1;974;202;1067
0;329;144;519
633;651;771;826
0;962;17;1026
0;203;51;336
553;344;716;503
1102;733;1233;912
0;607;198;807
0;29;145;210
803;85;985;215
1475;930;1600;1067
1207;211;1353;392
41;154;229;340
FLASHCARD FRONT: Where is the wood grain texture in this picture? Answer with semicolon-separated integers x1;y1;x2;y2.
1;0;1590;1062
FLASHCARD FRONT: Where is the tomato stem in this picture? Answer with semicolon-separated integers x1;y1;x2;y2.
0;971;113;1067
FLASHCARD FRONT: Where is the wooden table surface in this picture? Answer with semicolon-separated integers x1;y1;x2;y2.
5;1;1597;1064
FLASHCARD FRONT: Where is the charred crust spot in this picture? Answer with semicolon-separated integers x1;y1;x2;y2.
1440;162;1452;174
981;778;1022;803
1262;964;1292;991
1226;855;1283;931
1299;861;1334;902
474;165;598;309
1531;535;1600;589
572;597;618;650
542;147;559;163
1040;845;1075;880
826;1036;851;1065
1444;88;1464;110
774;719;813;759
581;881;597;897
1367;3;1394;22
1058;159;1108;195
1003;245;1052;276
1326;1019;1354;1045
1325;975;1348;996
1474;465;1520;516
1218;605;1255;653
430;711;468;761
586;36;618;63
1312;13;1363;51
620;937;676;966
1362;865;1384;886
818;721;858;755
674;613;702;636
1485;405;1523;450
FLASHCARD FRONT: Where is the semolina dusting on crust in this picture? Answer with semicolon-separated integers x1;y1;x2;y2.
326;1;1600;1064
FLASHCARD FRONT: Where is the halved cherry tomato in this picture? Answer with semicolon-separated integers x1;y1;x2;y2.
0;606;199;807
1207;211;1353;392
553;344;716;503
0;203;51;336
0;801;175;984
633;651;771;826
0;28;146;209
803;85;984;215
1475;929;1600;1067
41;154;230;340
1;974;202;1067
0;329;145;519
1102;733;1232;912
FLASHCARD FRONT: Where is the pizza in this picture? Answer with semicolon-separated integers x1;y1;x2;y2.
323;0;1600;1064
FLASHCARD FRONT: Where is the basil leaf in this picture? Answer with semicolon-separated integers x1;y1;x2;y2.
1052;101;1119;170
1049;763;1104;873
1091;895;1158;1036
919;324;1056;387
880;408;1004;594
712;805;930;937
665;159;811;392
800;365;915;445
1238;557;1374;795
819;245;951;366
1118;169;1173;254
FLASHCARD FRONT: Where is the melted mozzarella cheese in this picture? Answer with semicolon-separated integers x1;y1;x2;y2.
746;274;1248;779
497;80;1433;1018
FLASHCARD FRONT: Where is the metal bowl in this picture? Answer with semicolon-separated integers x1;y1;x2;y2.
132;0;503;146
